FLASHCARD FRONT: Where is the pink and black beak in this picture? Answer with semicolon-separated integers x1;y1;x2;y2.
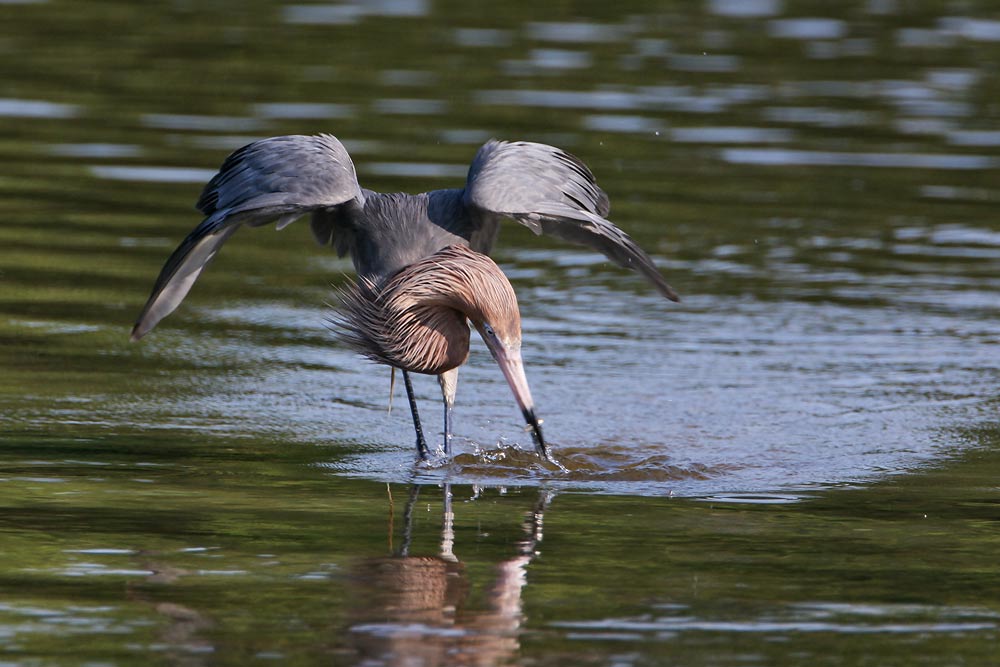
476;325;551;463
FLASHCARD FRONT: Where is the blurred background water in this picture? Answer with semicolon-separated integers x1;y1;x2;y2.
1;1;998;665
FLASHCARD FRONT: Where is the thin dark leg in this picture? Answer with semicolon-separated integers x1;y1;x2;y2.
402;370;428;460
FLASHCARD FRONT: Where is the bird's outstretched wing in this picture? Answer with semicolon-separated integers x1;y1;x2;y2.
463;140;679;302
131;134;364;340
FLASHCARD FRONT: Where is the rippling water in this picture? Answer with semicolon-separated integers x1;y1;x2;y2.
1;1;999;665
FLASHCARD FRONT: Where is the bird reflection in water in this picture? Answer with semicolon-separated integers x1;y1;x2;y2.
348;485;551;666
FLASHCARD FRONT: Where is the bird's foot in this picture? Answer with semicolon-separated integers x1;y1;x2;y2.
415;434;430;461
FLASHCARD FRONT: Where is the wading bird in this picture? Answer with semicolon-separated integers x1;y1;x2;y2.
333;244;544;460
131;134;678;460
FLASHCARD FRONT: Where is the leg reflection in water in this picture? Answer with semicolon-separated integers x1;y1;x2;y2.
348;484;552;666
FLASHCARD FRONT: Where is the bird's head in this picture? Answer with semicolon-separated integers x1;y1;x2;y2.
440;250;547;462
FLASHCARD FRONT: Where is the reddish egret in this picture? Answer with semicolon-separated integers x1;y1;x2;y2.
333;244;544;459
131;134;678;459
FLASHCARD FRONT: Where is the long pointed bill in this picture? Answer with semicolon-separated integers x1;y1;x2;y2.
482;338;550;463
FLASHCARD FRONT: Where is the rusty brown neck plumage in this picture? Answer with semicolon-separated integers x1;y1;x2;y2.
332;245;521;375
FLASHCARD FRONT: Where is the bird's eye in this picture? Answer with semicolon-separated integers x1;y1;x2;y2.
483;323;496;337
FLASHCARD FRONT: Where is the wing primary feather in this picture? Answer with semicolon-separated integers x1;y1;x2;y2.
133;134;366;339
130;222;240;340
464;140;678;302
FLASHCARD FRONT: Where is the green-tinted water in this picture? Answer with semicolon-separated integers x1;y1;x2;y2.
2;0;999;664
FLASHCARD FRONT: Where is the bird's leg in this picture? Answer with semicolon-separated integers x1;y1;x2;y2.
437;368;459;456
402;370;429;460
387;367;396;415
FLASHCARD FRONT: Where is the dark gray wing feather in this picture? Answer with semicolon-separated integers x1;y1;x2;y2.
463;140;678;302
195;134;363;221
131;134;364;340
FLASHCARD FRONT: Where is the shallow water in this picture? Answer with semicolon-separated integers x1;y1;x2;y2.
2;0;999;665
